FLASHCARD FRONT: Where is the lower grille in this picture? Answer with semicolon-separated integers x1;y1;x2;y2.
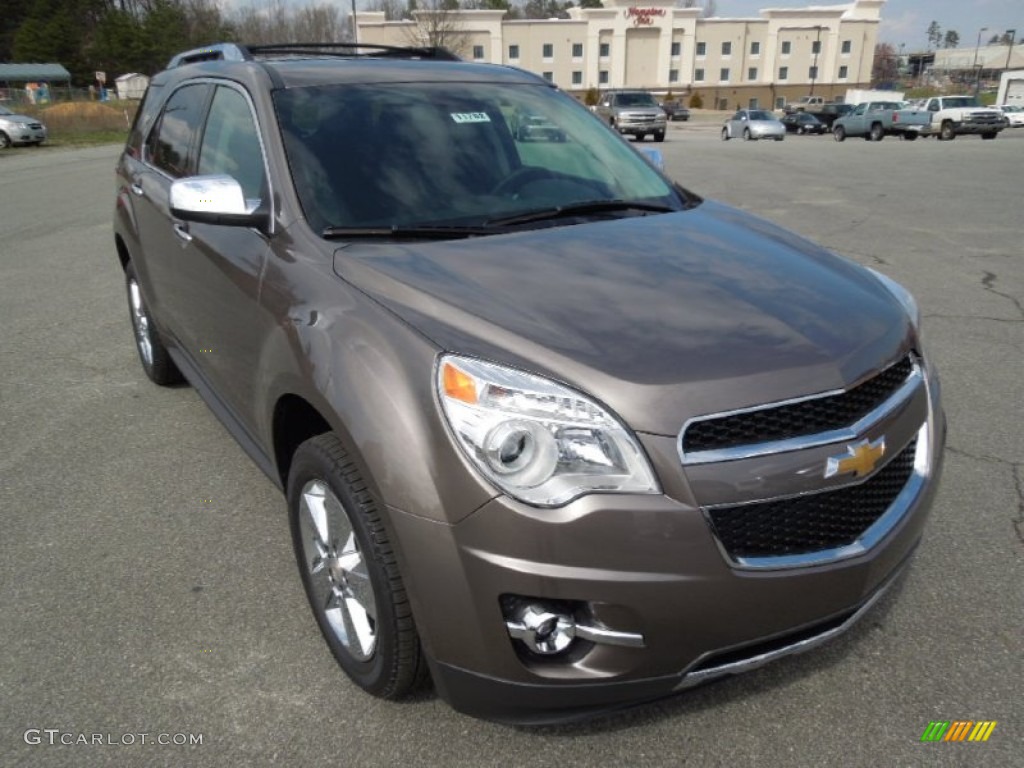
707;438;917;558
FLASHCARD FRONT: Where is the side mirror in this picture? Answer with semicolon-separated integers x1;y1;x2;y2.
638;147;665;171
170;175;268;230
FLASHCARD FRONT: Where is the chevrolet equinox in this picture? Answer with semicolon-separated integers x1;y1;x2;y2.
112;43;945;723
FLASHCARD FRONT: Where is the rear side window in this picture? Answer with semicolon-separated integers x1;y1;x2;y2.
125;84;163;159
146;83;211;178
197;86;266;202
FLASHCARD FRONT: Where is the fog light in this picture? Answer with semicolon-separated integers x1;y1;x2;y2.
506;604;576;655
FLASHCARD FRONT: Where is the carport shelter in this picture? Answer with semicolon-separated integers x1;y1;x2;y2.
0;63;72;99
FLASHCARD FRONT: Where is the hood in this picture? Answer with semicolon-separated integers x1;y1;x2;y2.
333;201;912;436
0;114;39;125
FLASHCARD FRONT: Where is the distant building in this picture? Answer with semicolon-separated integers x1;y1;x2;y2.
358;0;885;109
115;73;150;100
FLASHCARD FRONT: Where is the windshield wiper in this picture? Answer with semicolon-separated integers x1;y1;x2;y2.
322;224;496;240
485;200;676;228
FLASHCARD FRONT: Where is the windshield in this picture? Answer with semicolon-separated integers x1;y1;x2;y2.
614;92;658;108
275;83;680;234
943;97;981;108
748;111;774;121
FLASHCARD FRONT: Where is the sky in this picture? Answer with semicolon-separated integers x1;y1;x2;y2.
716;1;1022;52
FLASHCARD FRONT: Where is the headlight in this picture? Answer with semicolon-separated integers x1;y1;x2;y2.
868;268;921;330
436;355;659;507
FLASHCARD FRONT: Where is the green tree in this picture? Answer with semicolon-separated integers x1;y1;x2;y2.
942;30;959;49
926;20;941;50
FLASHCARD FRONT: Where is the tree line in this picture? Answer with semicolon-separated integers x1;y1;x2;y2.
1;0;725;85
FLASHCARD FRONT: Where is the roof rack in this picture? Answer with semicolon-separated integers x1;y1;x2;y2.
166;42;460;69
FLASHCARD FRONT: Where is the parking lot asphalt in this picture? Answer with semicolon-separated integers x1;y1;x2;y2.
1;131;1021;767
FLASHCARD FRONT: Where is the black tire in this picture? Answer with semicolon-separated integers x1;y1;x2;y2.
0;131;10;149
288;433;428;699
940;121;955;141
124;262;183;386
869;123;884;142
981;132;997;140
743;128;752;141
797;126;804;135
833;125;846;142
636;133;646;142
721;127;730;141
903;133;918;141
653;131;665;143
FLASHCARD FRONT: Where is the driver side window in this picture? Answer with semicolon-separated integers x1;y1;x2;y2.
197;86;266;203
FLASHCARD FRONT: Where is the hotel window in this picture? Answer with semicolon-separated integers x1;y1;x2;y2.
472;45;484;60
809;65;818;80
694;68;705;82
781;41;791;55
747;67;757;81
542;43;553;59
722;41;732;56
508;44;519;60
720;68;730;83
671;41;681;57
841;40;852;54
749;98;759;109
542;71;553;82
696;42;706;57
779;66;788;80
669;69;679;82
572;43;583;58
812;41;821;54
599;70;609;84
838;65;849;79
599;42;610;58
750;41;760;55
572;70;582;85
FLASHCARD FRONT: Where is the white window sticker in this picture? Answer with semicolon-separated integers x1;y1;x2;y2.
450;112;491;124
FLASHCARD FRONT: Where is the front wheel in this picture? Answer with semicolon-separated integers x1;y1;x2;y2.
721;127;730;141
833;126;846;142
903;132;918;141
940;121;956;141
0;132;10;149
289;433;428;699
124;262;183;386
653;131;665;143
743;128;752;141
869;123;884;142
981;132;997;140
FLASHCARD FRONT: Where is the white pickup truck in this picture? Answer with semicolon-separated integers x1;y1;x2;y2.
893;96;1006;140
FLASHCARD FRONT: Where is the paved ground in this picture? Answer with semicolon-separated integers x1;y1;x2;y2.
1;131;1021;767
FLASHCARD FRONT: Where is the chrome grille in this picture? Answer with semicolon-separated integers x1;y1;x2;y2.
706;438;917;559
683;356;913;454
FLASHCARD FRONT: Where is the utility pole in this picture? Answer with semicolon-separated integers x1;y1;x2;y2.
1006;29;1017;74
351;0;359;44
809;25;822;96
972;27;987;98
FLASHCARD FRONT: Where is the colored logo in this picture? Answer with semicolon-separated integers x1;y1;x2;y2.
825;437;886;479
921;721;997;742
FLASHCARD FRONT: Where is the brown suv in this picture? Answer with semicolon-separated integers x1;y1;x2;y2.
113;43;945;723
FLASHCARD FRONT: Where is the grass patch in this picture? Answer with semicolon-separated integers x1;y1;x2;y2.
16;100;135;148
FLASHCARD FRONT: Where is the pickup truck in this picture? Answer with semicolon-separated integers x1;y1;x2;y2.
783;95;824;115
594;90;667;142
892;96;1005;140
831;101;926;142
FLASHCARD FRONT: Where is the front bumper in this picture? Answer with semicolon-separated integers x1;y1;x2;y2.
3;125;47;144
389;396;946;723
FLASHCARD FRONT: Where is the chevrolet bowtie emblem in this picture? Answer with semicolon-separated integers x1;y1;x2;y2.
825;438;886;479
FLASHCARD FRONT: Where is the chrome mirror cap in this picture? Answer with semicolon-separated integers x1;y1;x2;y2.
169;175;266;229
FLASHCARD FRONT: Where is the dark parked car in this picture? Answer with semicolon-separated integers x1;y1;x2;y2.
813;102;855;129
513;111;567;141
113;42;945;724
660;99;690;121
781;111;828;135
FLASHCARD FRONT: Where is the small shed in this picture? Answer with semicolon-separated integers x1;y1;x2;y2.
115;73;150;100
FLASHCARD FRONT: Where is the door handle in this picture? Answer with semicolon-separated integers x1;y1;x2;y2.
173;222;193;243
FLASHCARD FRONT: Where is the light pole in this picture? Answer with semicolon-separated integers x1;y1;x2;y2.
1006;29;1017;74
972;27;987;98
809;25;822;96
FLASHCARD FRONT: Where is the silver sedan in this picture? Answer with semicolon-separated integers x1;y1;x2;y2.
721;109;786;141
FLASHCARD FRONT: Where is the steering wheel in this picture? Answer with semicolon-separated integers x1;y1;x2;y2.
490;166;559;197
